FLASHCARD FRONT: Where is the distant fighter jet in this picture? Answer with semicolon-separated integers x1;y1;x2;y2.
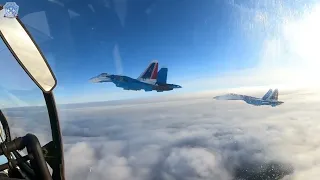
213;89;284;107
90;60;182;92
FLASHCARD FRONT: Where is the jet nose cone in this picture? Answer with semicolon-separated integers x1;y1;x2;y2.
213;96;221;100
89;77;100;83
90;74;112;83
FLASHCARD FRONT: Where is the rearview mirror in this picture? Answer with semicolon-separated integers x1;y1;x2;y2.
0;7;57;92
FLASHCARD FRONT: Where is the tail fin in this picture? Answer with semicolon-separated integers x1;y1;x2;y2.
262;89;273;100
138;60;158;80
157;67;168;84
268;89;279;100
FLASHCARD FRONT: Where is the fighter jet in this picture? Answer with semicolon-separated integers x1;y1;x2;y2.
90;60;182;92
213;89;284;107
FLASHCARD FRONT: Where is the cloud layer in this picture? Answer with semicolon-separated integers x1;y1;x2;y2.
4;88;320;179
56;89;320;180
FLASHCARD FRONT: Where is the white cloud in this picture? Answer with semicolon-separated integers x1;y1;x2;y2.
5;88;320;179
46;88;320;179
162;147;230;180
64;142;96;180
113;43;124;75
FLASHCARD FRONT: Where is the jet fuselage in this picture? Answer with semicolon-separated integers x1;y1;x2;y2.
90;74;155;91
90;61;182;92
242;96;284;107
213;89;283;107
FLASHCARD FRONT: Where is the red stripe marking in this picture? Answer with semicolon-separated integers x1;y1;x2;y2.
151;63;158;79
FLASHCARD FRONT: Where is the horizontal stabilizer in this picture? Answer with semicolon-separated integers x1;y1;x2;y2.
157;68;168;84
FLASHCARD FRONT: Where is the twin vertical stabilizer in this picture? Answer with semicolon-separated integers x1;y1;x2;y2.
156;68;168;84
262;89;273;100
262;89;279;101
268;89;279;101
137;60;169;85
137;60;158;81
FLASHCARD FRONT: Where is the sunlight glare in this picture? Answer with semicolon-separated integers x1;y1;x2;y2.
282;3;320;87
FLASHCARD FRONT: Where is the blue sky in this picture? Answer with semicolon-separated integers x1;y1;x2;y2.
0;0;319;106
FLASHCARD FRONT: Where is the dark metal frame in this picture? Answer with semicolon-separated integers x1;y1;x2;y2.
43;92;65;180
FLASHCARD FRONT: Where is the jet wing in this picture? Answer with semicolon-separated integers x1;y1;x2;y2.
213;93;259;101
115;77;154;91
89;73;112;83
214;93;244;100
